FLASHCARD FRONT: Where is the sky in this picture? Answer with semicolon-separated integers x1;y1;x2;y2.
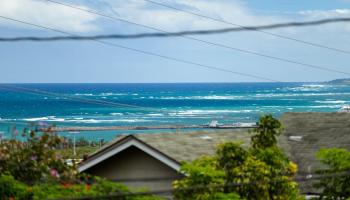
0;0;350;83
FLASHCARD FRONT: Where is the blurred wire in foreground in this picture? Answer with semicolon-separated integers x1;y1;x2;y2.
50;171;350;200
1;17;350;42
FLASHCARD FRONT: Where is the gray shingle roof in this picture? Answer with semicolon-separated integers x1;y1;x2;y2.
281;112;350;193
88;126;293;164
132;130;254;162
97;129;255;163
84;112;350;193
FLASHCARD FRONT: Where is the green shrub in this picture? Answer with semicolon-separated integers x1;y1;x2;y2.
0;129;75;184
0;174;32;200
174;115;302;200
315;148;350;199
32;177;163;200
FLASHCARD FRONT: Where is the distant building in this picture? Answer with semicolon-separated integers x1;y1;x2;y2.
208;120;219;127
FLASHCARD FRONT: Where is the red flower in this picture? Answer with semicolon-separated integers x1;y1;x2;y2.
62;182;71;188
85;184;91;191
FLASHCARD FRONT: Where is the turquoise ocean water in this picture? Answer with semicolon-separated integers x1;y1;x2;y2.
0;83;349;141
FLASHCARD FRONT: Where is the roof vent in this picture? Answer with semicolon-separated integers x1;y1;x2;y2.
289;136;303;142
200;135;212;140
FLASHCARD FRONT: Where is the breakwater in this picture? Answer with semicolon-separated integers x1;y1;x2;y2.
49;124;257;132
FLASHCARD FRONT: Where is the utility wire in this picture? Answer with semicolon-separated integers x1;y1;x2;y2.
1;17;350;41
1;85;350;129
144;0;350;55
0;15;280;82
51;171;350;200
0;85;171;113
0;85;271;128
105;170;350;182
40;0;350;76
0;85;238;126
0;85;174;129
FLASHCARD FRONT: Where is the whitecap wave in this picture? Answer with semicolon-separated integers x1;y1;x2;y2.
48;118;65;122
315;100;347;104
253;92;350;98
100;93;127;96
74;93;128;97
0;118;14;122
23;116;65;122
159;95;244;100
23;117;49;121
160;92;350;99
146;113;164;117
66;119;152;123
284;84;334;92
262;105;342;109
74;93;94;96
308;105;342;108
169;109;253;116
302;84;326;87
110;113;123;116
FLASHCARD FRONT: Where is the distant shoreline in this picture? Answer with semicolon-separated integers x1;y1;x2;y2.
48;124;257;132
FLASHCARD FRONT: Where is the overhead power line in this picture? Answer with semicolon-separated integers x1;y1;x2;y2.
0;15;280;82
107;169;350;182
1;17;350;42
143;0;350;55
0;84;169;113
39;0;350;76
0;85;241;125
0;84;267;125
51;171;350;200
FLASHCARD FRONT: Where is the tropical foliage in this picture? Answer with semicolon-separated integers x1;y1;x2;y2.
0;127;75;184
174;115;301;200
0;126;162;200
315;148;350;199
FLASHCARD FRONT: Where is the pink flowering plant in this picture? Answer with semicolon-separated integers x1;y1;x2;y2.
0;125;164;200
0;126;75;184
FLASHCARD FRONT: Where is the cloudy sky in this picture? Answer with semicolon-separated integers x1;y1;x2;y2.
0;0;350;83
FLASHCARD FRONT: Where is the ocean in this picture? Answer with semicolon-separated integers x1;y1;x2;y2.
0;82;349;141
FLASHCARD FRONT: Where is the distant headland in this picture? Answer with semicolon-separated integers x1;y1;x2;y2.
325;78;350;85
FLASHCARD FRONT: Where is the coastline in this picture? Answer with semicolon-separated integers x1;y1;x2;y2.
48;124;257;132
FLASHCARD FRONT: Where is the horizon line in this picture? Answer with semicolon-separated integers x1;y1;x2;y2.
0;81;326;84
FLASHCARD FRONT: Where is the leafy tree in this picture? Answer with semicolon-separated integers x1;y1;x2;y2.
314;148;350;199
173;156;236;200
251;114;282;149
216;142;248;193
252;147;299;199
174;115;301;200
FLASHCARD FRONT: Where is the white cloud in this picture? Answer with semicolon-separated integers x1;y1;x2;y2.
0;0;99;32
1;0;348;36
297;9;350;32
104;0;283;31
299;9;350;18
